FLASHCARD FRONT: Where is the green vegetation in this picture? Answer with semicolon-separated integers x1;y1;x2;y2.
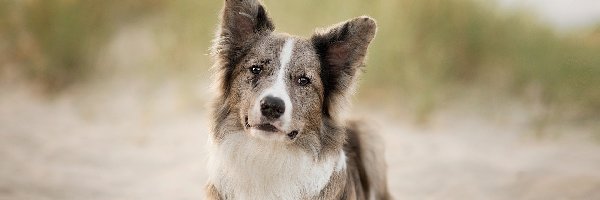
1;0;599;121
1;0;171;90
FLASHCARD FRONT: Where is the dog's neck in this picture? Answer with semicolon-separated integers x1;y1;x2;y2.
208;132;346;200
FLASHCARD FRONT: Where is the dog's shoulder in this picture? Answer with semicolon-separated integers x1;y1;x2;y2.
343;119;393;200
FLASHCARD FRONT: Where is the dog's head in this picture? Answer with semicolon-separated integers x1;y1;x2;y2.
211;0;376;146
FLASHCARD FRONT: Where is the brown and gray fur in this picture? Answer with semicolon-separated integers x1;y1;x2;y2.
206;0;391;199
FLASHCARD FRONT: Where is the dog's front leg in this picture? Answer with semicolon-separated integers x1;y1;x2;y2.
205;183;223;200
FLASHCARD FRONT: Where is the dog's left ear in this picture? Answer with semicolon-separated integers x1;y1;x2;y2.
312;16;377;117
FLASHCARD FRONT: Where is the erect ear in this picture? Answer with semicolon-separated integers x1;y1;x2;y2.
311;16;377;117
212;0;275;98
213;0;275;63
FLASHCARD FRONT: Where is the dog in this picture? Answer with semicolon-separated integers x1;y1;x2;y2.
206;0;391;199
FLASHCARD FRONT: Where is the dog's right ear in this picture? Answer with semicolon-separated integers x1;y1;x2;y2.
213;0;275;63
212;0;274;99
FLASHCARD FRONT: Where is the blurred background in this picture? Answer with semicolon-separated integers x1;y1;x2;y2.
1;0;600;199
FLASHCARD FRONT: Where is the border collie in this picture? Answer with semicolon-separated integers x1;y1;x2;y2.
206;0;391;199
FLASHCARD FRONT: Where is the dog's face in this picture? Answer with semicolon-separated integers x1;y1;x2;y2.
234;37;324;141
212;0;376;145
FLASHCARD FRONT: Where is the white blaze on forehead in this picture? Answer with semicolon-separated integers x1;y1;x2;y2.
279;39;295;71
255;38;295;130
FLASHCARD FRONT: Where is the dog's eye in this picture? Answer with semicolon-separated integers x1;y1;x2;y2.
297;76;310;86
250;65;262;75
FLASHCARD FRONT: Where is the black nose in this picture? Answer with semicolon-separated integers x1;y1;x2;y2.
260;96;285;119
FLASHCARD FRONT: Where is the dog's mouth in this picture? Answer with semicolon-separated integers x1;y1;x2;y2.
244;116;299;139
255;124;279;132
244;116;281;133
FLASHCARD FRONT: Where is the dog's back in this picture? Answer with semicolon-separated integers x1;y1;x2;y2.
343;120;392;200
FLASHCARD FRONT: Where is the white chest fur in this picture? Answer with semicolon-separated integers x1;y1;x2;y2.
208;133;346;200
